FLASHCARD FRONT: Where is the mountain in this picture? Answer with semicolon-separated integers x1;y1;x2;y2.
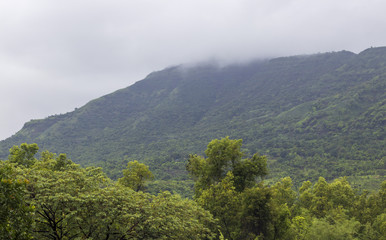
1;47;385;189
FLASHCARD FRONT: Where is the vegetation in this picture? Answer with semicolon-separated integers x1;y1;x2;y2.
1;141;385;239
0;47;385;192
118;160;154;191
1;47;385;238
0;143;216;239
187;138;386;240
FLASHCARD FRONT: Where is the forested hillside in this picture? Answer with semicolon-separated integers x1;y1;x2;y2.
0;47;385;190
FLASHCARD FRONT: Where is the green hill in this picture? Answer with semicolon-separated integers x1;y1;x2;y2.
1;47;385;190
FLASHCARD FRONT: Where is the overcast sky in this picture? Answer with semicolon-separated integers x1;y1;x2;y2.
1;0;385;140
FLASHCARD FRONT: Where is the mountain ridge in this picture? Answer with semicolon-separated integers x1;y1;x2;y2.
1;47;385;188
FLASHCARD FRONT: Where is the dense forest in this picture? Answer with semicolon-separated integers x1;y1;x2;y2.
0;47;384;194
1;47;385;238
1;140;385;239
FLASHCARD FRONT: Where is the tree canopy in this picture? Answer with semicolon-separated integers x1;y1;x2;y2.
187;137;386;240
1;143;216;240
1;142;385;239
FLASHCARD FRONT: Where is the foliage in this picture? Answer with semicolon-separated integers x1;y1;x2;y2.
8;143;39;167
118;160;154;191
0;144;217;239
188;138;386;240
0;161;33;240
197;172;242;239
0;47;385;191
187;137;268;196
1;140;385;239
189;138;288;240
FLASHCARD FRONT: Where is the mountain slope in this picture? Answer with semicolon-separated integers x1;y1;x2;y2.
1;47;385;187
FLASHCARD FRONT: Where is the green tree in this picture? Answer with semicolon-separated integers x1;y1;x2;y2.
27;165;108;239
4;143;217;239
371;213;386;240
187;137;268;196
188;137;290;240
8;143;39;167
240;185;273;239
288;216;309;240
0;162;33;240
239;184;292;240
272;177;297;209
351;180;386;239
294;178;386;239
305;217;361;240
299;177;355;218
118;160;154;191
197;172;241;239
144;191;217;239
